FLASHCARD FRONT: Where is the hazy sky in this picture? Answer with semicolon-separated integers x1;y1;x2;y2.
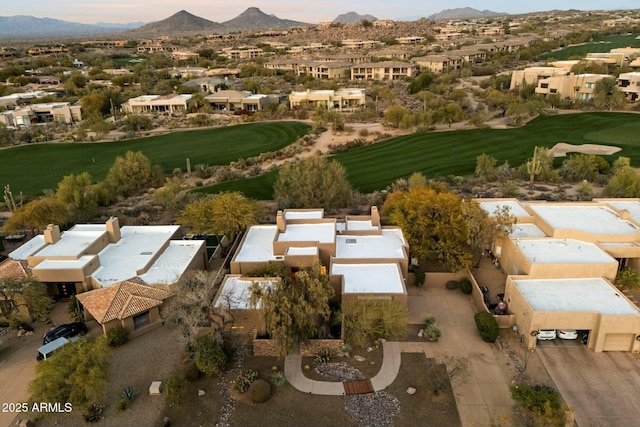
0;1;635;24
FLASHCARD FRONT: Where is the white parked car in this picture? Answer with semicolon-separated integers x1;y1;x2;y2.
537;329;557;340
558;329;578;340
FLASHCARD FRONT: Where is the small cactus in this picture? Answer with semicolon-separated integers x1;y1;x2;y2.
120;385;139;401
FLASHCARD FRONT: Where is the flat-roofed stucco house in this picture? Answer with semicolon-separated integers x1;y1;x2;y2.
535;73;611;100
617;72;640;102
215;207;409;334
0;217;207;337
289;89;366;111
478;198;640;352
121;94;193;114
350;61;417;81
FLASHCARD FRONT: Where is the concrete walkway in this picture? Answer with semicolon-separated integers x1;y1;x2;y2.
284;340;402;396
406;287;517;427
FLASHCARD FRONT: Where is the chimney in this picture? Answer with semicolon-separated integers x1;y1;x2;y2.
276;211;286;233
371;206;381;227
619;209;631;221
43;224;61;244
106;216;121;243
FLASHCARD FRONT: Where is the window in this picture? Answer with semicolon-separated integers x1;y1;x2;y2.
540;83;549;89
585;82;594;89
133;311;150;329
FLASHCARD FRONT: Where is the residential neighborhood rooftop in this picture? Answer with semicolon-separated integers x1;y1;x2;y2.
514;277;640;315
527;204;639;235
331;263;405;294
138;241;205;285
601;200;640;224
335;229;406;259
277;223;336;244
514;239;617;264
233;225;278;262
215;275;277;309
509;223;547;238
478;200;531;217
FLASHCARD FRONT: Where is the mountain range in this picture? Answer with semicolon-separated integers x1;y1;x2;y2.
0;7;507;39
427;7;505;20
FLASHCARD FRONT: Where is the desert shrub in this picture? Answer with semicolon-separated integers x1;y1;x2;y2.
106;325;129;347
120;385;139;401
616;268;640;290
248;379;271;403
459;279;472;294
234;369;258;393
445;280;459;290
68;295;82;322
83;402;105;423
423;315;436;327
425;324;442;341
415;269;425;287
271;371;287;387
510;382;564;426
313;347;334;364
474;312;499;343
194;335;228;377
165;373;188;406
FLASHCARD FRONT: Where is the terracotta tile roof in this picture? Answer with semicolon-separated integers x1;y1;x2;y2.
0;259;29;281
77;280;171;324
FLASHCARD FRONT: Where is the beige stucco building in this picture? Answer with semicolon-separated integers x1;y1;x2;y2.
535;73;611;100
216;207;409;332
289;88;366;111
350;61;417;81
0;102;82;127
478;199;640;353
121;94;193;114
617;72;640;102
0;218;207;337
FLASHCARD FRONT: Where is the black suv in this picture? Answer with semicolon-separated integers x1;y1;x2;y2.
43;322;88;345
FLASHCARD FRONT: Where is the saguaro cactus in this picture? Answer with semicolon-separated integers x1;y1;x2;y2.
526;146;543;188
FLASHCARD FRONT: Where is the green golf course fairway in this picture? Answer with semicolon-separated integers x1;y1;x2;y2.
199;112;640;200
0;121;310;196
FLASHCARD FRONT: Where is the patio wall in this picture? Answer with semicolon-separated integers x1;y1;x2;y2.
423;270;469;288
253;338;344;357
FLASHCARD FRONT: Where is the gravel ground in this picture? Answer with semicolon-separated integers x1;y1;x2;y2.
315;362;401;427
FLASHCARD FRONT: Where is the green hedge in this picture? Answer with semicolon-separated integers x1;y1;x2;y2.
459;279;472;294
474;312;499;343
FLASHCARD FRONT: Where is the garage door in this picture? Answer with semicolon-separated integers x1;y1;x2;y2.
603;333;634;351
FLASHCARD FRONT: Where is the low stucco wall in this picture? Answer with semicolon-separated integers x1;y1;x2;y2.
253;339;344;357
423;271;469;288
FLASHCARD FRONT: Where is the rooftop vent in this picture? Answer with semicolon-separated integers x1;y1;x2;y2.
346;238;357;244
140;251;152;255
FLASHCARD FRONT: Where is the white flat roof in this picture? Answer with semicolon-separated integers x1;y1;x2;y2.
233;225;278;262
286;247;318;256
479;200;530;217
9;235;46;260
336;229;406;259
515;239;616;264
331;263;405;294
91;225;180;287
514;278;640;315
32;255;95;270
35;230;106;258
277;223;335;243
528;205;639;235
215;275;277;309
139;240;204;285
603;200;640;224
346;220;378;231
510;224;546;238
284;210;324;220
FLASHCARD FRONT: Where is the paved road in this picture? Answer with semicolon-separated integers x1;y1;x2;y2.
0;340;39;427
538;345;640;427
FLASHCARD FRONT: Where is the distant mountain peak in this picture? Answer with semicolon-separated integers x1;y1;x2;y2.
333;11;378;24
428;7;506;20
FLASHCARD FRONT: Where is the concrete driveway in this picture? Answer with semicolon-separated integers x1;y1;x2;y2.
538;345;640;427
0;340;39;427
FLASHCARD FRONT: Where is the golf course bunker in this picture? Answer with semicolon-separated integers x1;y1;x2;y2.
550;142;622;157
